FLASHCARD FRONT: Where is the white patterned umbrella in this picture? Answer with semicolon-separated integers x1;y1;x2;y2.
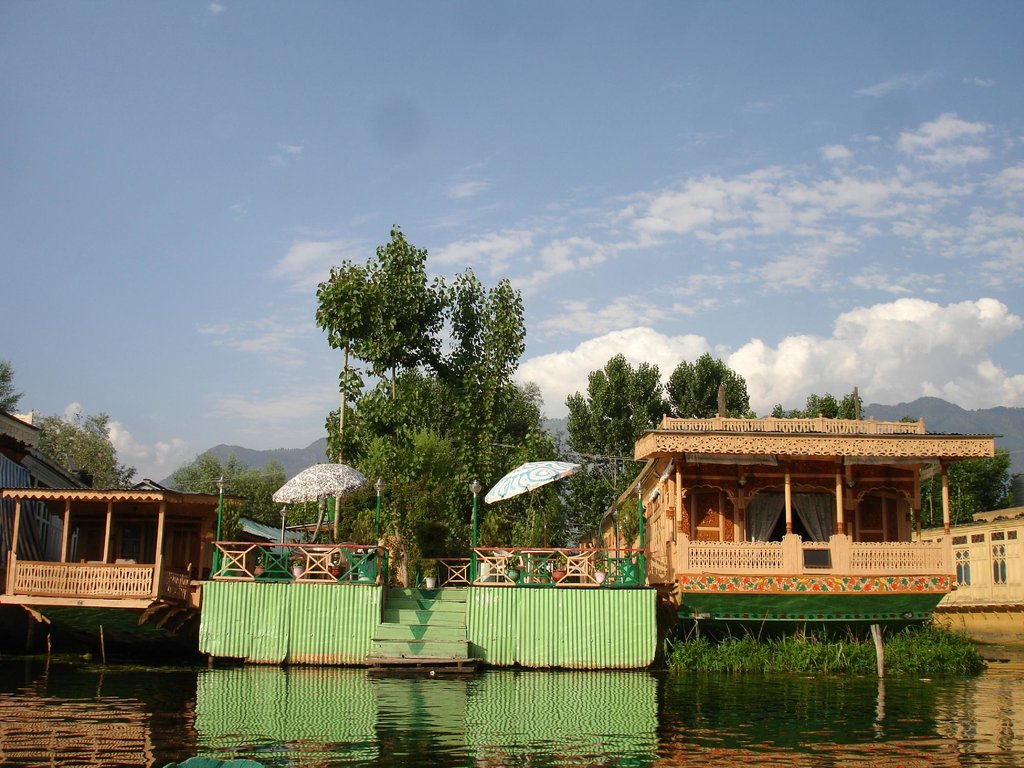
272;463;368;504
484;461;581;504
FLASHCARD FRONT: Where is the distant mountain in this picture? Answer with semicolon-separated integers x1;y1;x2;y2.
169;398;1022;485
864;397;1023;475
161;438;328;484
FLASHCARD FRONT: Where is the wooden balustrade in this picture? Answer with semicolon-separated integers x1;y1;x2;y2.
678;534;951;576
9;560;157;600
212;542;384;584
658;415;926;435
470;547;644;587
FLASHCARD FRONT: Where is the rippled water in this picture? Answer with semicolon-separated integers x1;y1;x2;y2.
0;649;1021;767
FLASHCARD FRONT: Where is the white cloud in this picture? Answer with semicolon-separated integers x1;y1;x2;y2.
821;144;853;162
521;300;1024;419
212;386;338;445
270;143;304;166
209;2;225;15
963;76;996;88
433;229;534;274
198;316;312;365
108;420;190;482
534;296;672;337
990;165;1024;195
856;71;932;97
518;328;709;417
898;113;991;165
448;179;490;199
272;239;355;291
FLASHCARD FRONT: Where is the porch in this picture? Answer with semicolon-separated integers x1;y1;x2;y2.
3;557;191;608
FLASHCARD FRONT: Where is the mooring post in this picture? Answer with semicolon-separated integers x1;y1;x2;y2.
99;625;106;665
870;623;885;678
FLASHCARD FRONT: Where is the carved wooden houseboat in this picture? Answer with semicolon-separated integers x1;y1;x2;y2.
603;415;996;630
1;486;223;652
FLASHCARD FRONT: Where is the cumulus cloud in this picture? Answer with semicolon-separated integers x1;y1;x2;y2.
272;239;355;291
108;420;190;482
433;229;534;274
821;144;853;162
898;113;990;165
521;300;1024;419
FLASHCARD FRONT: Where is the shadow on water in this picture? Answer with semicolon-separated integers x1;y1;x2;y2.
0;651;1022;767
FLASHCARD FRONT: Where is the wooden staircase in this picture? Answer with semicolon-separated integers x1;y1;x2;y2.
367;587;477;672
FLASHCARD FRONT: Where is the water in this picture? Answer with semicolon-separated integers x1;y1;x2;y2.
0;650;1021;767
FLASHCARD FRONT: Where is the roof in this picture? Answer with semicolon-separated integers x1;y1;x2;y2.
239;516;303;543
635;415;996;463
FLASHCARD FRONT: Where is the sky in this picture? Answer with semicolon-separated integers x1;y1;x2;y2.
2;1;1024;481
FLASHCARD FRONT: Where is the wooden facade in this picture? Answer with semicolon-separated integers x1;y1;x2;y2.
604;415;996;626
1;487;223;646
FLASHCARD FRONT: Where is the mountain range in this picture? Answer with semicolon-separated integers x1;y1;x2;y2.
171;397;1023;483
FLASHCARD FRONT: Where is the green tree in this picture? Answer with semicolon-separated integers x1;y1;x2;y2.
920;450;1013;527
0;359;21;414
169;453;287;536
564;354;668;542
37;410;136;489
667;353;750;418
772;390;863;419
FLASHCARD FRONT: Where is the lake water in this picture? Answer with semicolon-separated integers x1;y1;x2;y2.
0;649;1021;767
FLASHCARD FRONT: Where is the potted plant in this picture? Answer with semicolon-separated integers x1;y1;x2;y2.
253;555;265;578
505;555;521;585
421;559;438;590
594;569;607;585
290;551;305;578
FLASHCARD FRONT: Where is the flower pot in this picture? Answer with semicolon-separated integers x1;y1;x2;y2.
424;576;437;590
594;570;607;585
253;565;264;577
506;568;520;583
329;567;340;579
292;565;305;578
551;569;567;583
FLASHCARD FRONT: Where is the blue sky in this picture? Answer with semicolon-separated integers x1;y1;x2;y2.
3;1;1023;481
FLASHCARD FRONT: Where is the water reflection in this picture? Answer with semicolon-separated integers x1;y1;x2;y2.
0;652;1021;767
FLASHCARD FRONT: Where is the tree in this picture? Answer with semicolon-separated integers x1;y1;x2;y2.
0;359;22;414
169;453;287;537
772;390;863;419
564;354;668;543
920;450;1013;527
667;353;750;418
36;410;136;488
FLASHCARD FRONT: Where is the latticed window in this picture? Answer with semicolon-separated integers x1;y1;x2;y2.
992;544;1007;585
955;549;971;587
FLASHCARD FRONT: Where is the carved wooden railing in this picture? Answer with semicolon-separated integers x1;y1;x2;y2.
212;542;386;584
658;415;926;435
469;547;645;587
679;534;951;576
7;559;191;603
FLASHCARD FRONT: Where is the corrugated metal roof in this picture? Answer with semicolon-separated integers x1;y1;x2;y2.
239;516;303;543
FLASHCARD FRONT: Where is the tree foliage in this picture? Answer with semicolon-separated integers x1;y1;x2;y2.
0;359;22;414
772;390;863;419
36;410;136;489
920;450;1013;527
667;353;751;418
564;354;668;543
169;453;287;537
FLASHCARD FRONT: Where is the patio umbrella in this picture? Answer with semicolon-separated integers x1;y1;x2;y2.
484;460;581;504
272;463;368;504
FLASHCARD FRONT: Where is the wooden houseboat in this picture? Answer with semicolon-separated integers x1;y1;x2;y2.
602;415;996;631
1;486;224;652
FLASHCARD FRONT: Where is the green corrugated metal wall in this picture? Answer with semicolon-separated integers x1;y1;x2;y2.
467;588;657;668
199;582;382;664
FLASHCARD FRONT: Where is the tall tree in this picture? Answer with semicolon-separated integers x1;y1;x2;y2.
170;453;286;536
37;410;136;488
0;359;21;414
772;390;863;419
667;353;750;418
564;355;668;543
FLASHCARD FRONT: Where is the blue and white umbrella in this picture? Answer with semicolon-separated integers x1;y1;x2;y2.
484;461;581;504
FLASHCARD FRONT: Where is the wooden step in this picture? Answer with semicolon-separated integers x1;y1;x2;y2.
370;638;470;659
381;608;466;627
374;622;467;642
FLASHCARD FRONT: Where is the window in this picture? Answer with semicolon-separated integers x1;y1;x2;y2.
955;549;971;587
993;544;1007;585
991;531;1005;541
971;534;985;543
952;535;967;545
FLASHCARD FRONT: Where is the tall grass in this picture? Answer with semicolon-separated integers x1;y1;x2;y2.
666;626;985;676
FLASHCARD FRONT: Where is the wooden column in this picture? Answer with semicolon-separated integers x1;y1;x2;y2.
941;462;951;534
101;500;113;563
7;499;22;592
60;499;71;563
784;470;793;534
153;501;167;597
835;472;844;535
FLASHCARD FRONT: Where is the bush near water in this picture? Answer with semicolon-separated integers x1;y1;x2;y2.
666;626;985;676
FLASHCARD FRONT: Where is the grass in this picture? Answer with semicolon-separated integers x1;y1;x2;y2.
665;625;985;676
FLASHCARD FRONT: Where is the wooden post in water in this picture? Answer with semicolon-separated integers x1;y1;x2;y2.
870;623;885;678
99;625;106;665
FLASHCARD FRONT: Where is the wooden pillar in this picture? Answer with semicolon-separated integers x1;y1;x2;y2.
689;494;696;540
60;499;71;563
153;501;167;597
835;472;844;535
7;499;22;593
941;462;951;534
101;500;113;563
784;470;793;534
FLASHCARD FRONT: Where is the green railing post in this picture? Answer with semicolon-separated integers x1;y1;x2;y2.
212;476;225;575
636;483;645;586
470;479;482;583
